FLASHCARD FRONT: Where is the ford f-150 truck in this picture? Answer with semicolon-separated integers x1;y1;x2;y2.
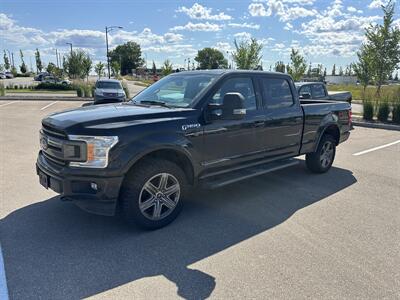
295;82;352;103
37;70;351;229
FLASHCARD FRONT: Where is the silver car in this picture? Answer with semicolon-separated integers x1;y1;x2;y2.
94;79;126;104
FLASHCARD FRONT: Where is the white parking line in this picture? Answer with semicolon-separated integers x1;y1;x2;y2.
0;245;9;300
353;140;400;156
0;101;20;108
40;101;58;111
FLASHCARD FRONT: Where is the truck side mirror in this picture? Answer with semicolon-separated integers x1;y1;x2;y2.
300;92;311;99
221;92;246;120
207;92;246;121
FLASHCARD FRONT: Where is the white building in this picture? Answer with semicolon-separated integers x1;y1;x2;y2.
325;75;358;85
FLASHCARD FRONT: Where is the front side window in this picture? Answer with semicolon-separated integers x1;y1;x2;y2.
260;78;294;109
210;77;256;110
132;74;217;108
299;85;312;95
312;84;326;98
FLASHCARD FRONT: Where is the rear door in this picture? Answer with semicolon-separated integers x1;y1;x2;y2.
257;76;303;157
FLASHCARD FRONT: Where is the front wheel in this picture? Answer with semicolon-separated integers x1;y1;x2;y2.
306;134;336;173
120;159;187;230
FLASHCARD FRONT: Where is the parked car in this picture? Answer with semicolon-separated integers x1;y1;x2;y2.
93;79;126;104
295;82;352;103
4;71;14;79
36;70;352;229
0;72;6;79
42;75;71;85
34;72;50;81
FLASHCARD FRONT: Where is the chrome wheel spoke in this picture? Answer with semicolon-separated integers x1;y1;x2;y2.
144;182;158;196
159;173;168;190
140;197;156;211
161;196;176;209
153;200;162;218
165;184;179;196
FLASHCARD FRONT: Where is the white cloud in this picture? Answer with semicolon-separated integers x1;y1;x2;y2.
228;22;260;29
248;3;270;17
214;42;233;53
248;1;318;21
177;3;232;20
170;22;222;32
368;0;386;9
234;32;252;40
284;22;293;30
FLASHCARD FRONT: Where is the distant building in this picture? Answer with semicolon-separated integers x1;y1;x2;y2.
325;75;358;85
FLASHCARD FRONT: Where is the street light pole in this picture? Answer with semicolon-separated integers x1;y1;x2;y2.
105;25;123;79
66;43;73;55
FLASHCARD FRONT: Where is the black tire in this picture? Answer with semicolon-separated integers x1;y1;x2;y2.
306;134;336;173
120;158;187;230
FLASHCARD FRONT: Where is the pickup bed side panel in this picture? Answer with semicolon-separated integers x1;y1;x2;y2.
300;101;351;154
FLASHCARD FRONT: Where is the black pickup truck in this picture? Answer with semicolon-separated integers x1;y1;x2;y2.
37;70;351;229
296;82;352;103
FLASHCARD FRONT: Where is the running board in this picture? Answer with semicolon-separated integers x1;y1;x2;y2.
200;158;300;189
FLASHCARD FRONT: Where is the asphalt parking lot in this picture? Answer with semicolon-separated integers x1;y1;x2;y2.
0;100;399;299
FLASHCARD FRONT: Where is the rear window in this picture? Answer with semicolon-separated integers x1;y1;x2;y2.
312;84;326;98
260;78;294;109
96;81;122;89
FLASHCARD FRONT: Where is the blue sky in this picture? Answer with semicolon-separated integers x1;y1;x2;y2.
1;0;399;72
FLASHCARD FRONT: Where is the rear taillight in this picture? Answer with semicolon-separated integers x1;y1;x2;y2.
349;109;352;125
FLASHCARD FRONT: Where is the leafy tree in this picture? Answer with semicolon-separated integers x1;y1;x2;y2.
364;0;400;95
46;62;57;74
35;48;43;73
11;66;17;77
232;38;263;70
395;72;399;81
0;64;4;72
324;68;327;77
152;61;157;75
3;51;10;70
274;61;286;73
161;59;173;76
82;54;93;81
64;50;90;79
111;60;120;77
332;64;336;76
354;45;373;96
95;61;105;79
339;66;344;76
109;42;144;75
195;47;228;69
19;50;27;74
287;48;307;81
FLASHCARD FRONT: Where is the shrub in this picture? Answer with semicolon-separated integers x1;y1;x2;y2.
83;85;92;98
14;85;19;90
0;84;5;96
377;100;389;122
76;86;84;97
35;82;74;90
122;82;130;100
363;100;374;121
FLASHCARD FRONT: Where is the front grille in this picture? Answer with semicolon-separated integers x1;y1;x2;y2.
40;123;67;165
104;92;118;97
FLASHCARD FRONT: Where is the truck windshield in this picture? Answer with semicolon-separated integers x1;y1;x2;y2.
96;82;122;89
131;74;218;108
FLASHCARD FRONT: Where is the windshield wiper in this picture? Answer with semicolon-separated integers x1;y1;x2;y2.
138;100;172;108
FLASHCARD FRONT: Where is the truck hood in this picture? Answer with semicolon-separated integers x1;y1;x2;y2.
42;103;194;131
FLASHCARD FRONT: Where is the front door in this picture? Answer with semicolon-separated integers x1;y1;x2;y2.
201;76;265;169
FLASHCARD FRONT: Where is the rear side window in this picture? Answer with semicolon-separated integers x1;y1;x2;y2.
260;78;294;109
211;77;257;110
299;85;312;95
311;84;326;98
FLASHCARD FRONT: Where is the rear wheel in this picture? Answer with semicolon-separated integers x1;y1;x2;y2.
120;159;187;229
306;134;336;173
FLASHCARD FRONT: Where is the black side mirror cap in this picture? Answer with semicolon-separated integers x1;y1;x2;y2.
222;92;246;120
300;92;311;99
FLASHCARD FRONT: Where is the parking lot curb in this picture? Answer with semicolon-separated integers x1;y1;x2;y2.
0;96;92;101
352;119;400;131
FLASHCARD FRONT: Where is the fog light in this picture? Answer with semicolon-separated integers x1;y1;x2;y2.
91;182;98;190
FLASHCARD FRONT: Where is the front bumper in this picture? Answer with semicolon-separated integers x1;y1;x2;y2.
36;151;124;216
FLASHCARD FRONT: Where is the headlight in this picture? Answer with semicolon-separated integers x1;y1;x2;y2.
68;135;118;168
95;90;103;95
118;92;125;97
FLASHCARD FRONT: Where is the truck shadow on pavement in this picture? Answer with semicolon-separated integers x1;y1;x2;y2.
0;164;356;300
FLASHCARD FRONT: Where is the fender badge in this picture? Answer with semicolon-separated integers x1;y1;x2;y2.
182;123;201;131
